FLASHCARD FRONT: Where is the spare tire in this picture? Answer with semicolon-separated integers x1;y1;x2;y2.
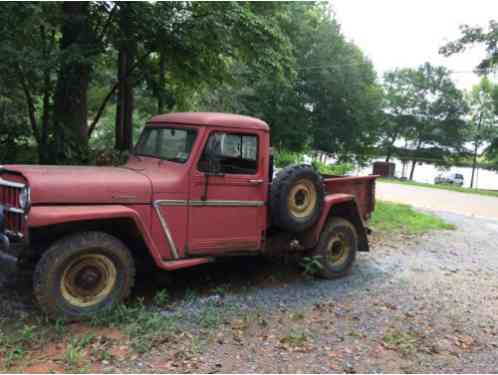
270;164;325;232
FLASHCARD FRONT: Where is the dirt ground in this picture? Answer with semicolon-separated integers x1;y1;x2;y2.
377;181;498;219
1;210;498;373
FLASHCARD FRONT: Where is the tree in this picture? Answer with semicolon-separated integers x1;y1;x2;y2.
0;2;385;165
0;3;59;162
441;20;498;173
380;69;420;162
466;77;498;186
53;2;99;164
440;20;498;72
381;64;467;180
194;3;384;159
305;16;383;163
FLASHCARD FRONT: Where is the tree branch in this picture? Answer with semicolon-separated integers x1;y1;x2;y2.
96;3;117;45
16;65;40;143
88;50;153;137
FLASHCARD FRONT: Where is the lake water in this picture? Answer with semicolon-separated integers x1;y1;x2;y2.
354;157;498;190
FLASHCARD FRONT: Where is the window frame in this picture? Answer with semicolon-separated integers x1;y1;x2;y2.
197;130;260;175
134;125;198;164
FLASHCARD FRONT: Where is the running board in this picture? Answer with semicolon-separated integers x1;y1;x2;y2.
160;257;213;271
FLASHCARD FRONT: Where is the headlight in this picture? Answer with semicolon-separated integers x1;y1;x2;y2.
19;187;30;210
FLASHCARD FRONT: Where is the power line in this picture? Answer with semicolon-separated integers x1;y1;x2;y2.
296;63;496;75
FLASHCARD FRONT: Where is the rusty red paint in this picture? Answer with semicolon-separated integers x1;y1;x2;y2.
148;112;270;132
0;112;377;272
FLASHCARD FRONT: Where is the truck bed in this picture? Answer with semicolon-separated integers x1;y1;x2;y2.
321;175;378;220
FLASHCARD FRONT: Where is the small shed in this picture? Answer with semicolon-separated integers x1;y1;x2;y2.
372;161;395;178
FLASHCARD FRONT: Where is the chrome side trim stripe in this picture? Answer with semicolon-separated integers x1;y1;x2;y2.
190;200;264;207
152;201;179;259
5;207;24;214
155;199;188;206
0;178;25;189
155;199;264;207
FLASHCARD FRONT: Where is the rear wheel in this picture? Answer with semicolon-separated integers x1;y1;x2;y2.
33;231;135;321
312;217;357;279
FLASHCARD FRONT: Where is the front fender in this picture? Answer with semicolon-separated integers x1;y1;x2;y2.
28;205;162;264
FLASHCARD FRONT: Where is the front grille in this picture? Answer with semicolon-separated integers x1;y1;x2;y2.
0;178;26;236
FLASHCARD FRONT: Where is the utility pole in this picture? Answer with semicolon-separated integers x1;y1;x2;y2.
470;111;483;189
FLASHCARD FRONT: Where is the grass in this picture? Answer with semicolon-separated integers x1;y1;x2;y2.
379;177;498;198
371;201;455;234
383;329;419;357
280;328;308;347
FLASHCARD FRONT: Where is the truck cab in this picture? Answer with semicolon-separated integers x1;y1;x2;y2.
133;112;271;259
0;112;377;320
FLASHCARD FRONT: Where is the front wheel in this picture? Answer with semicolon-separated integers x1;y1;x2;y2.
33;231;135;321
311;217;358;279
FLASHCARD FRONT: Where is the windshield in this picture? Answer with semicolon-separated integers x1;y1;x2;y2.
135;126;197;163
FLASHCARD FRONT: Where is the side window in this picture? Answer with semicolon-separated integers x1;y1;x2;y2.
198;132;259;175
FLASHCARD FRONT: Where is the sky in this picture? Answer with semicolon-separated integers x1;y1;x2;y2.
332;0;498;90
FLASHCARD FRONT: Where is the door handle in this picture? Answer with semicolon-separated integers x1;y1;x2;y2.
248;179;264;185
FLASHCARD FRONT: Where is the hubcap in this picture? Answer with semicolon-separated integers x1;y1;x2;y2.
326;234;349;265
288;179;317;219
60;254;117;307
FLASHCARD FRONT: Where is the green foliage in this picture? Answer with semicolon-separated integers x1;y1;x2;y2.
198;303;222;329
153;289;170;307
280;327;308;347
89;300;177;354
311;160;353;175
370;201;455;234
440;20;498;71
300;256;323;276
381;63;468;178
466;78;498;164
383;329;419;357
0;2;476;169
273;148;304;168
195;3;383;158
0;324;43;368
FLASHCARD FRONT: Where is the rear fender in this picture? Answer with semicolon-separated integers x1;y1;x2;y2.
299;194;369;252
28;205;163;265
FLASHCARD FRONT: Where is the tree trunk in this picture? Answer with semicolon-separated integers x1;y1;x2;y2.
39;67;51;163
409;159;416;180
115;4;135;152
53;2;93;164
470;112;483;189
157;50;166;113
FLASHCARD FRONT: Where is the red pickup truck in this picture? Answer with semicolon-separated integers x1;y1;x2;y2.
0;112;377;320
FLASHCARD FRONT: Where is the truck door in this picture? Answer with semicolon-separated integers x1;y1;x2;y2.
188;129;267;255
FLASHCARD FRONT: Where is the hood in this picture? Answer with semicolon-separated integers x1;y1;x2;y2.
4;165;152;205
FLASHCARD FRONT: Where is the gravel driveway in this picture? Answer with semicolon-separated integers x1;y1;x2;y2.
1;210;498;373
377;181;498;219
107;210;498;372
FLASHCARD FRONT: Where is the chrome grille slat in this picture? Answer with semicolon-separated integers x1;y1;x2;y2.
0;178;25;235
0;178;25;189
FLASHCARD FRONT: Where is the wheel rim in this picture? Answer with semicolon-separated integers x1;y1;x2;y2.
326;233;350;265
60;253;117;308
288;179;317;219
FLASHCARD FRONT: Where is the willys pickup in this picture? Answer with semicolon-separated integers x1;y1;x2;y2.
0;112;377;320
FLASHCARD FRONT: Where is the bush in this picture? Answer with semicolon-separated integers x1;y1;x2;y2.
311;160;353;175
273;149;304;168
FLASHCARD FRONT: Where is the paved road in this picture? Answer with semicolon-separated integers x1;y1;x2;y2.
377;181;498;220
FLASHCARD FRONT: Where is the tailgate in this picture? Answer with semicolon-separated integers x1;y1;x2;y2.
322;175;378;220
